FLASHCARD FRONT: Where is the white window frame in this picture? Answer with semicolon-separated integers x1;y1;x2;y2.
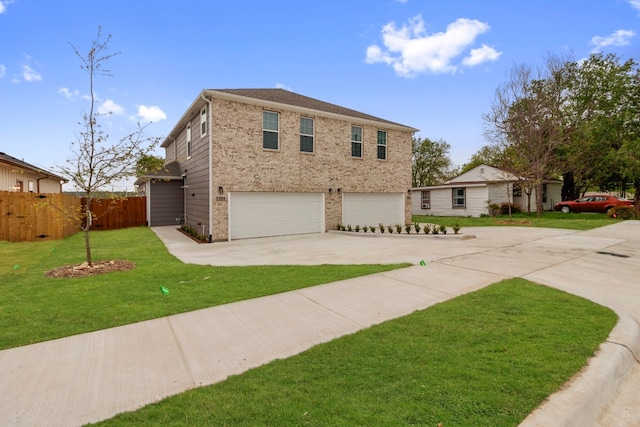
300;116;314;153
421;190;431;209
186;122;192;159
351;125;363;158
452;187;466;208
377;130;387;160
263;111;279;150
200;106;207;137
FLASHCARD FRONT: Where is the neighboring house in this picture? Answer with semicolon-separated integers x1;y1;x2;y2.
136;88;418;241
412;164;562;217
0;152;66;193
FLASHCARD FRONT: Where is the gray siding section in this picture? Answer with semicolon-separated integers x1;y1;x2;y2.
149;180;184;226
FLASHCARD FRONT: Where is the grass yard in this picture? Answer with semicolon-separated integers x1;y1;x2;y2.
91;279;617;427
0;227;407;350
413;211;622;230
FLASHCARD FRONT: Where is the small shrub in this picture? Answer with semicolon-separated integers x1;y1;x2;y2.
395;224;402;234
423;224;431;234
432;225;439;235
363;225;369;233
336;223;343;231
347;224;352;232
488;203;501;217
500;202;521;215
608;206;636;220
355;225;360;232
379;223;385;233
439;224;447;234
453;223;461;234
388;225;394;234
414;222;421;234
405;224;412;234
370;226;376;233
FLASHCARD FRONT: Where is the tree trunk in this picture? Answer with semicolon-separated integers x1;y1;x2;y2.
561;171;578;201
536;182;544;217
84;198;93;266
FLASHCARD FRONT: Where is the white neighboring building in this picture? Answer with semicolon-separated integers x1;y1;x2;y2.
412;164;562;217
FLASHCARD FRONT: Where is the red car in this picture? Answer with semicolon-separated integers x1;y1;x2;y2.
554;195;633;213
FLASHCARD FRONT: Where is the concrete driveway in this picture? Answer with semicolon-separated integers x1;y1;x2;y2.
0;222;638;426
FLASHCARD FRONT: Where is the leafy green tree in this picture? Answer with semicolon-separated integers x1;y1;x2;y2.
56;27;160;265
412;137;456;187
136;154;165;177
460;143;506;173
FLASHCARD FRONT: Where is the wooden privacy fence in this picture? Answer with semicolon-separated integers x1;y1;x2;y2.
84;197;146;231
0;191;81;242
0;191;147;242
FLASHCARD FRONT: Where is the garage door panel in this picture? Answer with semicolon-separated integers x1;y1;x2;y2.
342;193;404;226
230;192;324;240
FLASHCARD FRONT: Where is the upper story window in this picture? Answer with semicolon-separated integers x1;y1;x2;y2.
351;126;362;158
263;111;279;150
300;117;314;153
200;106;207;137
421;191;431;209
377;130;387;160
186;123;192;158
452;188;466;208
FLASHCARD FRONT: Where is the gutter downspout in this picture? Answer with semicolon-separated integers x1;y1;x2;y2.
201;92;214;243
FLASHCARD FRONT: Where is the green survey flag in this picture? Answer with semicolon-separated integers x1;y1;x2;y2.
160;286;170;295
419;260;426;266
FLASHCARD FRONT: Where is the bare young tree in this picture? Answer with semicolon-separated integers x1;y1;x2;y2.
56;27;160;265
483;55;572;216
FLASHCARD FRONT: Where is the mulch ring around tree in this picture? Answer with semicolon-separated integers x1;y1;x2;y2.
44;260;136;278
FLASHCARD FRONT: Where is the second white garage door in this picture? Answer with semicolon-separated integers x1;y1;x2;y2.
342;193;405;227
229;192;324;240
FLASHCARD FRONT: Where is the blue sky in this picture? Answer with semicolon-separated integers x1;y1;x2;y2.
1;0;638;190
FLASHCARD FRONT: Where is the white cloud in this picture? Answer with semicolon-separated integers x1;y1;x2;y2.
396;0;408;3
591;29;635;52
365;15;501;76
0;64;5;78
463;44;502;66
22;64;42;82
98;99;125;115
275;82;292;91
58;87;80;100
0;0;15;14
137;105;166;122
628;0;640;12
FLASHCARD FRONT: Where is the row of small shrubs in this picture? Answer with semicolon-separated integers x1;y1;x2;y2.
336;222;461;235
179;224;209;242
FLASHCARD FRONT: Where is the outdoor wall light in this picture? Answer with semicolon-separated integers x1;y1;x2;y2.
218;186;224;194
192;193;196;197
337;188;342;193
328;188;333;194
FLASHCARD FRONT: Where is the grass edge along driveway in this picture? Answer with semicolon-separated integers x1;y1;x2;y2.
90;279;617;426
0;227;408;350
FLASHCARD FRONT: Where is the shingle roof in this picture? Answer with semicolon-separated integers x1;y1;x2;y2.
0;152;67;182
212;88;414;129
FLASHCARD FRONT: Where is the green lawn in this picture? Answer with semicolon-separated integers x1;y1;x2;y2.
413;211;623;230
0;227;407;350
91;279;617;427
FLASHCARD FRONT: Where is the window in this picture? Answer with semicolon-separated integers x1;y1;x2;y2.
28;181;35;192
542;183;547;203
300;117;314;153
377;130;387;160
263;111;279;150
14;180;23;192
351;126;362;158
452;188;466;208
200;106;207;137
513;183;522;197
421;191;431;209
186;123;192;158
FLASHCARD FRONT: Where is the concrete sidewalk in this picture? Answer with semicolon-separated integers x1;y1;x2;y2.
0;223;638;426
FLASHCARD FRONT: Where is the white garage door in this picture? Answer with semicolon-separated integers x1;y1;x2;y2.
342;193;405;227
229;192;324;240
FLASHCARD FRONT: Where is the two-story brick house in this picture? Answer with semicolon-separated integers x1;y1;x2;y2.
137;89;417;241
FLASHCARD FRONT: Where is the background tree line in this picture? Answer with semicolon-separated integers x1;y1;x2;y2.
413;52;640;216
